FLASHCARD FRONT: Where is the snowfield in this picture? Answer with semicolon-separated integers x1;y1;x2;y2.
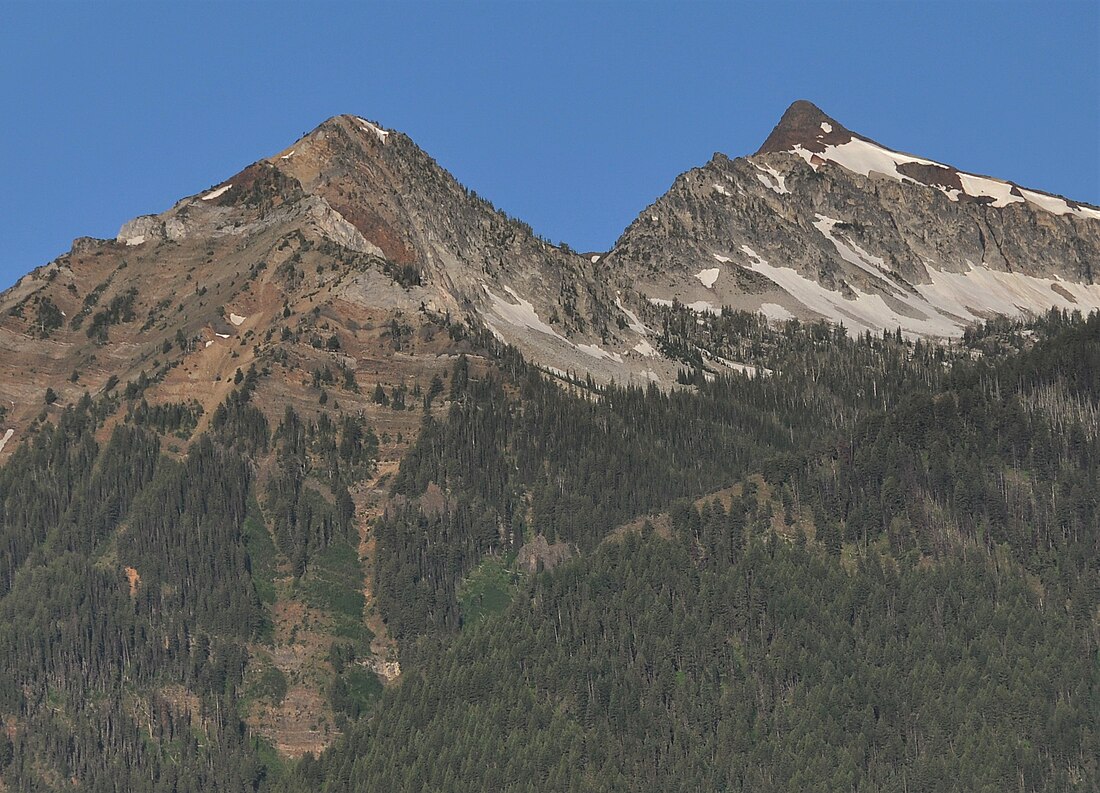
695;268;720;288
737;233;1100;339
752;162;790;195
357;117;390;144
202;184;232;201
787;133;1100;219
484;284;567;342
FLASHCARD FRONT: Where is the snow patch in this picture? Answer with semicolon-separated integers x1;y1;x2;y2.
812;214;890;279
957;173;1024;208
229;313;246;326
753;161;790;195
615;298;649;336
591;254;600;263
740;236;1100;339
647;296;725;316
577;343;623;363
913;265;1100;325
685;301;722;315
356;117;390;143
202;184;232;201
787;135;1097;219
215;333;230;339
795;137;942;183
695;267;720;289
820;122;833;134
712;183;731;197
0;429;13;454
484;285;567;342
759;303;794;321
713;254;731;263
739;245;768;268
723;360;770;377
280;150;296;160
1015;189;1100;219
705;350;772;378
1019;188;1074;215
205;340;214;347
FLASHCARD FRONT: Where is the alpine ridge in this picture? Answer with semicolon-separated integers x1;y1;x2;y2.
607;100;1100;340
2;102;1099;456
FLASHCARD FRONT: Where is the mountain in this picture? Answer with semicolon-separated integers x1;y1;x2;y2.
0;114;635;459
1;103;1099;792
4;102;1099;458
605;100;1100;338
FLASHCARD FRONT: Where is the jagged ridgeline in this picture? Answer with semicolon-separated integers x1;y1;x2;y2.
1;308;1098;791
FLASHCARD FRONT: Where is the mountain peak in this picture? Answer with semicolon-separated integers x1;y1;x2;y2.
305;113;394;145
756;100;852;155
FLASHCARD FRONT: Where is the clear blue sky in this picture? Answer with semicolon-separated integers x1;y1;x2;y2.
2;1;1097;288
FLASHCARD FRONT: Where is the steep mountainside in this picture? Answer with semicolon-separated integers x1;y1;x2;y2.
605;100;1100;337
3;103;1099;461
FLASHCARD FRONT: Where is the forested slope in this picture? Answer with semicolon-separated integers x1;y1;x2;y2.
1;309;1098;792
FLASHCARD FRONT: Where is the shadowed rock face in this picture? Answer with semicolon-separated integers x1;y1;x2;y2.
756;99;857;155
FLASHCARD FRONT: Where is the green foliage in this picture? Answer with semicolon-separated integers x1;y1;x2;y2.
298;540;364;620
244;509;278;605
457;556;519;628
68;276;112;330
247;654;289;707
211;366;270;454
266;406;375;577
330;666;383;724
129;398;204;438
306;532;1098;793
381;261;421;288
0;399;104;594
0;404;269;790
34;295;63;337
3;308;1100;791
86;286;138;343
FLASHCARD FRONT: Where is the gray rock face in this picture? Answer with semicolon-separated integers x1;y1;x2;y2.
266;116;667;385
604;101;1100;339
116;215;165;246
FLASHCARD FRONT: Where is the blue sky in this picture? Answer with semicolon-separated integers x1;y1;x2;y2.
2;1;1097;288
